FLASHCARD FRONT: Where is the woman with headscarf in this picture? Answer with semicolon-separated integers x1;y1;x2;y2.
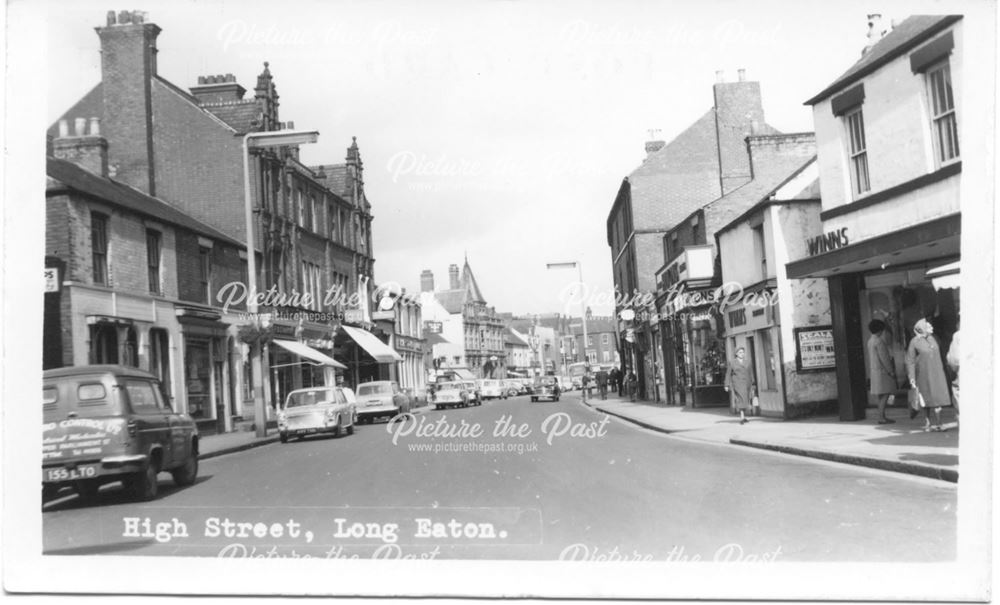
724;347;755;425
905;318;950;431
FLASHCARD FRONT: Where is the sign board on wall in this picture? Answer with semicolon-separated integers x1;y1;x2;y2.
424;321;443;334
794;326;836;371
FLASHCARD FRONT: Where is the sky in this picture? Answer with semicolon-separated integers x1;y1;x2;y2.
33;0;967;318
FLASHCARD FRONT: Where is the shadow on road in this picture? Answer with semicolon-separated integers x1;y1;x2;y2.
42;474;214;512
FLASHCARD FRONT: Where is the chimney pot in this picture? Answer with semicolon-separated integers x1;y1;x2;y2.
74;118;87;136
58;119;69;138
738;68;746;82
716;70;725;83
106;10;116;26
89;117;101;136
226;73;234;82
118;10;130;25
287;121;294;130
197;75;206;84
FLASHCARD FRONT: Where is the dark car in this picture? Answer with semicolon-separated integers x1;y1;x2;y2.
42;365;199;503
530;376;561;402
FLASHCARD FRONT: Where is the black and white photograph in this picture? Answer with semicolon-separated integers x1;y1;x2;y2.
2;0;997;600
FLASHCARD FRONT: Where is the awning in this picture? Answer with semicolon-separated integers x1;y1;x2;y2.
453;369;476;380
273;339;347;369
507;370;527;377
926;261;960;290
786;214;960;279
342;325;403;363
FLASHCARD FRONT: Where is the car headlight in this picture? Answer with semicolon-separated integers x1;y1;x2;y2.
326;409;337;418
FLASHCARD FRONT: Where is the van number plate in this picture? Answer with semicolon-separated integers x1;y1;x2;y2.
44;465;98;482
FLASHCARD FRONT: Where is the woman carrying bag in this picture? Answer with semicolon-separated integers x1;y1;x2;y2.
905;318;951;432
724;347;756;425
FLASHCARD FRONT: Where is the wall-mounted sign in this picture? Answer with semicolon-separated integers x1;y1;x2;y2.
372;310;395;321
424;320;443;334
394;334;422;354
794;326;836;371
807;228;849;256
44;267;60;293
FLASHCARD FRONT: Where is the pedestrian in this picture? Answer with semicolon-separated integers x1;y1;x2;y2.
724;347;755;425
581;372;591;402
609;366;621;394
596;369;609;400
905;318;951;432
626;371;637;401
866;319;897;424
946;323;960;426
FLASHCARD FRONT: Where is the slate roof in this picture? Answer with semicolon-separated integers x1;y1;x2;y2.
47;156;243;248
434;289;466;314
504;328;530;347
805;15;962;105
312;164;350;200
201;99;262;134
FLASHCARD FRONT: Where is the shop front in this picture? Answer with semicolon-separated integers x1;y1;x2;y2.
787;214;960;420
723;293;784;417
176;306;231;434
337;323;403;389
268;320;344;411
393;333;426;397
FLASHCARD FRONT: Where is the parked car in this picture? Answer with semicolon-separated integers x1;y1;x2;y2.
431;382;471;410
558;376;575;392
355;380;410;423
502;380;522;397
278;386;357;443
478;379;506;400
42;365;199;503
461;381;483;405
531;376;561;402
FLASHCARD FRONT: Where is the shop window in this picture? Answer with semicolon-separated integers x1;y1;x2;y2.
91;212;109;285
122;327;138;367
844;107;870;195
90;323;118;364
149;328;170;395
752;225;767;280
759;329;777;391
185;340;211;419
925;61;959;164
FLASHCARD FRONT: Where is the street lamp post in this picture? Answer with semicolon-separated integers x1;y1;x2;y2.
243;129;319;437
546;261;589;368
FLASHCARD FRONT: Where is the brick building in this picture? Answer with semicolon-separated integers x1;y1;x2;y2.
607;69;783;401
787;15;963;421
48;10;389;427
46;117;247;433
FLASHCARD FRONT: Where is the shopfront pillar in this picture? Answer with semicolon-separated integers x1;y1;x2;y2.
828;274;867;421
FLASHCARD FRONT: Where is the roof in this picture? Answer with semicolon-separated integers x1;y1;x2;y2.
47;156;243;248
462;259;487;304
312;164;350;200
805;15;962;105
434;289;466;314
713;168;821;239
43;364;158;379
201;99;262;133
505;327;530;347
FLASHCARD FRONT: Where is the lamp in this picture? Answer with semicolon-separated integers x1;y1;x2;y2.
243;129;320;437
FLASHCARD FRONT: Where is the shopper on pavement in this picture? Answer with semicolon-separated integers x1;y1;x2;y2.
867;319;897;424
946;323;960;426
609;367;621;394
596;369;609;400
905;318;950;432
724;347;755;425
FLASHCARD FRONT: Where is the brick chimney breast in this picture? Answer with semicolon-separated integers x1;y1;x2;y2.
96;10;162;195
448;264;460;290
190;73;248;104
421;269;435;293
53;116;109;177
713;70;766;194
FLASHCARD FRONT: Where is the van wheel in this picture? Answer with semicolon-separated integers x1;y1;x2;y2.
280;431;289;443
128;461;160;501
172;453;198;487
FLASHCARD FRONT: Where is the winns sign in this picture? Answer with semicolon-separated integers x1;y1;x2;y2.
806;228;849;257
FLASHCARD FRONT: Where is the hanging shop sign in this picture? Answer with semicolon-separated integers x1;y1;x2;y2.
424;321;443;334
794;325;836;371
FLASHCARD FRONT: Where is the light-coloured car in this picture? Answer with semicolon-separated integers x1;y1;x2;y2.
355;380;410;423
502;380;522;397
431;382;471;410
477;379;506;400
278;386;356;443
461;381;483;405
559;376;575;392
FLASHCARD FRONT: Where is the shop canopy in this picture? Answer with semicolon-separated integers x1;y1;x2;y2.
424;332;452;346
341;325;403;363
786;214;960;280
926;260;960;290
272;339;347;369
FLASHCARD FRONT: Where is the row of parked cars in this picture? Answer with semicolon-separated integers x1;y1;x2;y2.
41;365;575;505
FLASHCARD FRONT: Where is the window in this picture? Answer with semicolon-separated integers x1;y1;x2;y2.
311;195;320;233
149;328;170;396
752;225;767;279
926;61;959;164
146;230;161;294
845;107;870;195
587;351;597;364
602;334;610;346
90;324;118;364
602;351;611;363
587;335;594;347
199;247;212;304
125;379;160;414
91;213;109;285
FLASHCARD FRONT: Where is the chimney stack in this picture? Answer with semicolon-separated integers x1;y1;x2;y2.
738;68;746;82
713;70;765;194
53;117;109;177
190;73;247;105
862;14;890;55
420;269;435;293
715;70;725;83
96;10;162;195
448;264;460;289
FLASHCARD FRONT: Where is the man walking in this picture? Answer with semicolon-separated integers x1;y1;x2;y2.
596;368;609;400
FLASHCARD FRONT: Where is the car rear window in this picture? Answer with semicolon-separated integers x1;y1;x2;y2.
43;377;122;419
357;384;391;396
285;389;341;408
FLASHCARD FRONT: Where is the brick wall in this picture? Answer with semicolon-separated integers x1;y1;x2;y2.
175;230;243;307
152;80;245;240
713;81;765;194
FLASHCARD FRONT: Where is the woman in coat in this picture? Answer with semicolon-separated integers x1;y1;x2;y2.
724;347;756;425
867;319;897;424
905;318;950;432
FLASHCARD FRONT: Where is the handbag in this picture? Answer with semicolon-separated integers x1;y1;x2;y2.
909;388;924;411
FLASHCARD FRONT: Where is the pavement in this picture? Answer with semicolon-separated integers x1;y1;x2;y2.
199;393;959;483
579;389;959;483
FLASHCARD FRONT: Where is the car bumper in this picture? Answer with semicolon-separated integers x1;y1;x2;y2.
357;405;400;418
42;454;149;484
